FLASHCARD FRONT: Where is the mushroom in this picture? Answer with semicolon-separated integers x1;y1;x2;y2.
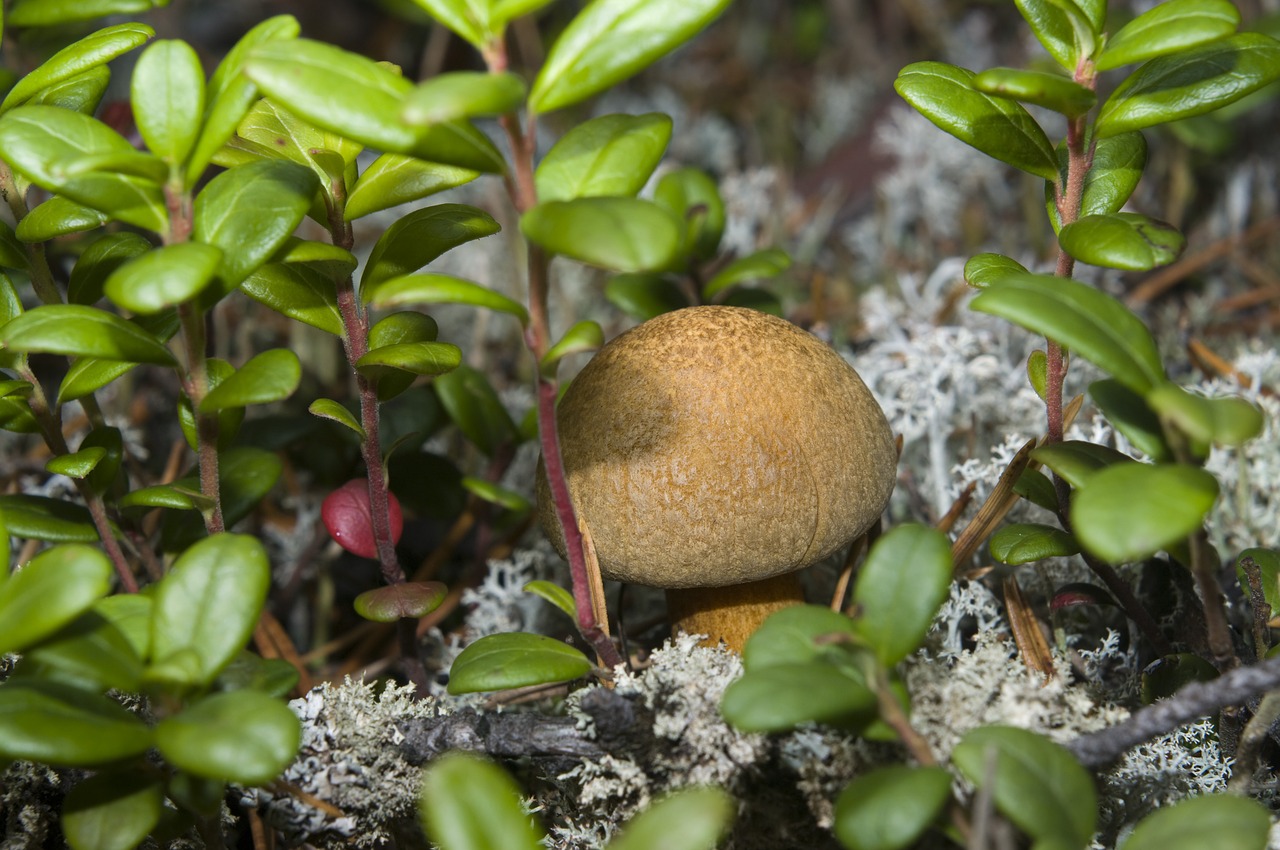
537;306;896;652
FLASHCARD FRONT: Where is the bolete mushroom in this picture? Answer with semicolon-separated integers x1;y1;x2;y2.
537;305;896;652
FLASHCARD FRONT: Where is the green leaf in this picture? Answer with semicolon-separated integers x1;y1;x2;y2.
1140;652;1218;703
193;159;320;295
972;67;1096;116
119;484;201;511
68;232;153;305
1096;34;1280;138
412;1;492;50
1048;133;1149;232
1089;379;1172;461
365;273;529;325
0;680;152;766
1121;793;1269;850
356;340;462;377
534;113;673;203
654;167;726;262
1031;440;1135;489
1237;548;1280;619
1146;382;1264;448
530;0;733;113
156;690;300;785
540;320;603;377
851;523;953;667
63;769;163;850
434;363;519;456
893;62;1058;181
272;237;358;276
409;119;506;173
104;242;223;314
2;303;176;365
1014;0;1096;70
132;40;205;167
402;71;527;124
0;544;111;655
740;604;860;671
491;0;556;27
1;23;154;113
1058;213;1184;272
521;197;681;272
309;398;365;438
420;753;546;850
447;632;594;694
28;66;112;115
240;262;344;336
461;477;531;513
58;312;181;404
964;253;1028;289
360;204;500;292
720;660;877;732
15;196;108;242
604;273;689;320
45;446;106;480
215;652;299;698
150;533;271;687
608;786;735;850
969;272;1164;394
1027;349;1049;400
989;523;1080;565
1071;463;1218;563
8;0;159;26
0;494;100;542
18;609;144;693
353;581;447;622
833;765;954;850
1098;0;1241;71
0;222;28;270
952;726;1096;850
199;349;301;411
702;248;791;300
345;153;478;220
524;580;577;620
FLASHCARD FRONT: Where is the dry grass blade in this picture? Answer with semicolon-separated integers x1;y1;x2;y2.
1188;338;1277;398
1003;574;1055;681
950;438;1035;570
1126;215;1280;307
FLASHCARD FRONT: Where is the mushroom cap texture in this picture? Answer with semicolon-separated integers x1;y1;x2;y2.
537;305;897;589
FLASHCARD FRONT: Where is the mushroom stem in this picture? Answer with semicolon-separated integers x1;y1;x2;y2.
666;572;806;653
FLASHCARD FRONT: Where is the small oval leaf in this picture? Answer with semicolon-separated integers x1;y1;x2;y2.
447;632;594;694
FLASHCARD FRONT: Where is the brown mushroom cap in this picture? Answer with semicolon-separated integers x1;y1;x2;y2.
538;305;896;591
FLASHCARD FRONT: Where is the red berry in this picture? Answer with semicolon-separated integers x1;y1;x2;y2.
322;479;404;559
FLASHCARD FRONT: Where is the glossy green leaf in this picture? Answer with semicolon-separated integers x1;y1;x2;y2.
852;523;953;667
354;581;447;622
702;248;791;300
199;349;301;411
357;340;462;377
345;153;478;220
365;273;529;325
132;40;205;167
1058;213;1184;271
104;242;222;314
1236;548;1280;619
989;523;1080;564
150;533;271;686
1014;0;1096;70
1;23;154;113
28;66;112;115
963;253;1027;289
57;310;179;403
447;632;594;694
240;262;345;336
1072;463;1218;563
969;272;1164;394
654;166;725;262
521;197;681;272
1089;379;1171;461
894;62;1058;180
721;285;783;315
534;113;673;203
369;312;441;400
19;609;144;693
834;765;953;850
118;484;201;511
309;398;365;438
156;690;300;785
409;119;506;173
231;96;363;175
540;320;603;377
361;204;499;292
1031;440;1135;488
972;67;1095;116
524;580;577;620
491;0;556;26
15;196;108;242
2;304;176;365
434;364;518;456
67;426;125;497
403;71;527;124
1097;34;1280;138
0;222;27;270
0;680;151;766
0;494;100;542
720;660;877;732
609;786;735;850
215;652;299;698
186;15;302;185
0;544;111;655
1140;652;1218;703
461;477;531;513
412;1;492;49
420;753;546;850
1122;793;1269;850
193;159;320;295
530;0;733;112
741;604;860;671
63;149;169;184
45;446;106;480
8;0;158;26
68;232;153;305
1027;349;1049;400
604;273;689;320
954;726;1095;849
1098;0;1240;71
272;237;358;275
1048;133;1149;233
63;769;163;850
1146;382;1264;448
